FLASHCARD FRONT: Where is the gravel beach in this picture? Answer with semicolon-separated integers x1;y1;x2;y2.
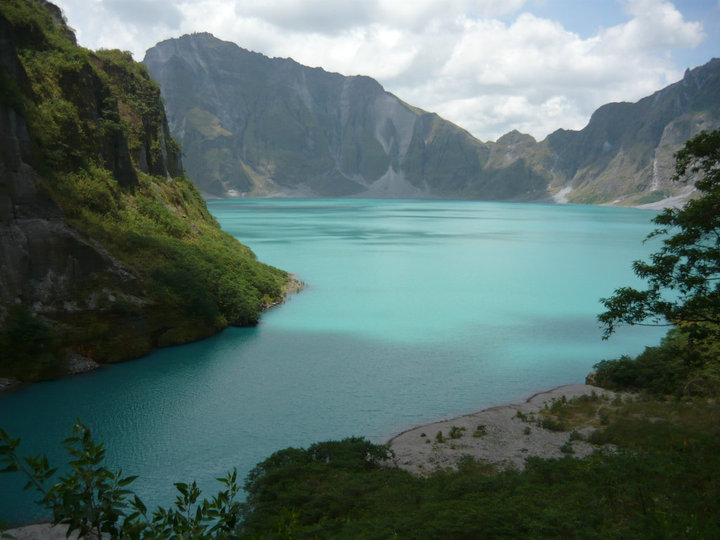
387;384;621;474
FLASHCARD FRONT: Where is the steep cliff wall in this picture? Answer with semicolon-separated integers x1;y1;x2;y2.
145;32;719;206
0;1;289;381
144;33;549;201
538;59;720;206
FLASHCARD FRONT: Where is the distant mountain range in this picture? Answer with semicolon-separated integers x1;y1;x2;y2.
144;33;720;206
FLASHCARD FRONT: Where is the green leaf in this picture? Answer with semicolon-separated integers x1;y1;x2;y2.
0;463;19;473
119;474;138;487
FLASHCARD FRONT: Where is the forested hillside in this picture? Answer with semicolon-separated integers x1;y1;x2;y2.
0;0;291;382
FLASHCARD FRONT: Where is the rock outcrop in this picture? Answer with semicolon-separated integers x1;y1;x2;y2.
537;59;720;206
145;32;720;206
0;1;289;381
143;33;549;201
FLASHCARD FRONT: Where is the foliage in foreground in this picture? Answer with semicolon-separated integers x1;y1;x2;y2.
0;422;243;539
2;400;720;538
239;399;720;539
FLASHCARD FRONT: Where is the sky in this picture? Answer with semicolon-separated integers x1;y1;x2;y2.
51;0;720;142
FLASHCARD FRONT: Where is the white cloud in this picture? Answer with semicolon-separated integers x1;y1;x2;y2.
105;0;183;29
379;2;705;140
601;0;705;52
233;0;374;33
52;0;710;142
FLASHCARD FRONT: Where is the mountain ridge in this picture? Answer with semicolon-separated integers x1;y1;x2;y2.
539;57;720;206
144;33;720;207
144;33;548;202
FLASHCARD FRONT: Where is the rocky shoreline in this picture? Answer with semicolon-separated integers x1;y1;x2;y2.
387;384;623;474
0;276;304;396
0;378;21;394
1;523;78;540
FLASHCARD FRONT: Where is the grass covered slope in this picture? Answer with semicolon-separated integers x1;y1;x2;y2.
0;0;290;381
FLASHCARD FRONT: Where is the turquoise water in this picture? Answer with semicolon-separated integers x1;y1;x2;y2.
0;199;666;525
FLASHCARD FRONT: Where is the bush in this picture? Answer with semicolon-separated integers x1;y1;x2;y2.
0;306;57;379
593;328;716;396
538;418;566;432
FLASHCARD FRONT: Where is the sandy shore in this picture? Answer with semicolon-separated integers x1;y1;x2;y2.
387;384;621;474
1;523;79;539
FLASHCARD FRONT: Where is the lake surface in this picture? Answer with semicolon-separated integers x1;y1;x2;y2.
0;199;667;525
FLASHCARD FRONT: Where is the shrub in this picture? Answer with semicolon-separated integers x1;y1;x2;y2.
473;425;487;438
593;329;700;395
539;418;566;432
560;440;574;454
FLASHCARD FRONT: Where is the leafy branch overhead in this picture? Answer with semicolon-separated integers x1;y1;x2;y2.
599;130;720;341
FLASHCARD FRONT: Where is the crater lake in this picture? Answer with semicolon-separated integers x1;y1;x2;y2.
0;199;667;525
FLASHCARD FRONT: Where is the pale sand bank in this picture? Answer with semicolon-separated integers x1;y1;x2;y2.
387;384;622;474
2;523;79;539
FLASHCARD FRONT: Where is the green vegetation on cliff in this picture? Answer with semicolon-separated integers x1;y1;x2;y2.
0;0;290;381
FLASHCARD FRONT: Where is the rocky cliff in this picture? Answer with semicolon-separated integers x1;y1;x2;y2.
143;33;549;200
538;58;720;206
145;33;719;206
0;1;289;381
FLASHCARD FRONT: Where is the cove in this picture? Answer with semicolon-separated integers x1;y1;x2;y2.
0;199;667;526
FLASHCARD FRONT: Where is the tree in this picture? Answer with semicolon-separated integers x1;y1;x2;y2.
0;421;243;539
599;130;720;342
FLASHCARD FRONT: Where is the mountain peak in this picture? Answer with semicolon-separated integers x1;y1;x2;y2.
496;130;536;146
144;35;508;199
145;34;720;207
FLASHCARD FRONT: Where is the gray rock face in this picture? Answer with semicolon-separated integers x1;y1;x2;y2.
144;33;541;200
0;4;201;379
145;32;719;206
1;2;292;382
0;97;141;330
0;11;139;327
530;58;720;206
